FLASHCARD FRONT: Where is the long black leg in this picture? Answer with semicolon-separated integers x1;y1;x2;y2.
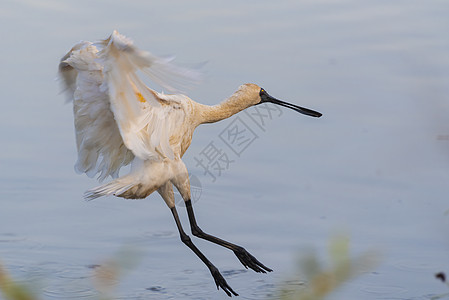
170;206;238;297
185;200;272;273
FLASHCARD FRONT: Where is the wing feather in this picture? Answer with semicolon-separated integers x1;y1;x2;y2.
59;31;196;180
59;42;134;181
97;30;199;160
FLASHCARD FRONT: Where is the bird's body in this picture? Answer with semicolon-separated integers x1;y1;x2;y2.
59;31;321;297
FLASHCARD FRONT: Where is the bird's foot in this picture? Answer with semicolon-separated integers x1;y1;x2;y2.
210;266;238;297
233;247;273;273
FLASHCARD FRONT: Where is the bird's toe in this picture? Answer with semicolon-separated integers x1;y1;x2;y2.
233;247;272;273
210;266;238;297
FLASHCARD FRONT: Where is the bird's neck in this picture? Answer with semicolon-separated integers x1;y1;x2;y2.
195;91;255;126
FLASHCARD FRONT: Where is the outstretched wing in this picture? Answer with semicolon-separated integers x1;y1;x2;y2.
59;31;200;180
59;41;134;181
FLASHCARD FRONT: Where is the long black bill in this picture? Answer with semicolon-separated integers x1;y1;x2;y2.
259;88;322;118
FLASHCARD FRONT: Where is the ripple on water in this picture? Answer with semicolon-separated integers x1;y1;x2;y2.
0;232;26;243
142;230;177;239
222;269;248;277
248;279;303;300
146;285;166;292
360;284;407;295
393;258;439;273
245;281;278;299
55;264;94;280
43;279;98;299
17;262;94;281
0;232;44;253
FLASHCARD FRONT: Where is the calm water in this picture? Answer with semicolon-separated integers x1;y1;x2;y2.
1;1;449;299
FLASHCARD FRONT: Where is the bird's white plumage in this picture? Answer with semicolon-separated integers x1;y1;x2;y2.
59;31;200;185
98;35;173;161
59;31;278;203
61;41;134;181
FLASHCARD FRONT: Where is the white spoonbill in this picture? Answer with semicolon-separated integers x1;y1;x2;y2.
59;31;322;297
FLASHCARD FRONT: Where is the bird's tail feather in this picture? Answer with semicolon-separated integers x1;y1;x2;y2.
84;176;135;201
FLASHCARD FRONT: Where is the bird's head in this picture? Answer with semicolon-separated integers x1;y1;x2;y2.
257;86;322;118
238;83;322;118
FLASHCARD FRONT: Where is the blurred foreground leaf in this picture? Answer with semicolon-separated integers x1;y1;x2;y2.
92;245;143;300
274;235;380;300
0;262;38;300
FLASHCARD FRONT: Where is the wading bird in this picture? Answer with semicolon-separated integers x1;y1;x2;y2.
59;31;322;297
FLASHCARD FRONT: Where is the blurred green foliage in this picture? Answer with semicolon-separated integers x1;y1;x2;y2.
273;235;379;300
0;261;37;300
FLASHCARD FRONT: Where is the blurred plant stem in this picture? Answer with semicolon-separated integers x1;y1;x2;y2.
92;245;143;300
0;261;38;300
274;235;380;300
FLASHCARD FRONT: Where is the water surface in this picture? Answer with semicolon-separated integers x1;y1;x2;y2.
1;1;449;299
